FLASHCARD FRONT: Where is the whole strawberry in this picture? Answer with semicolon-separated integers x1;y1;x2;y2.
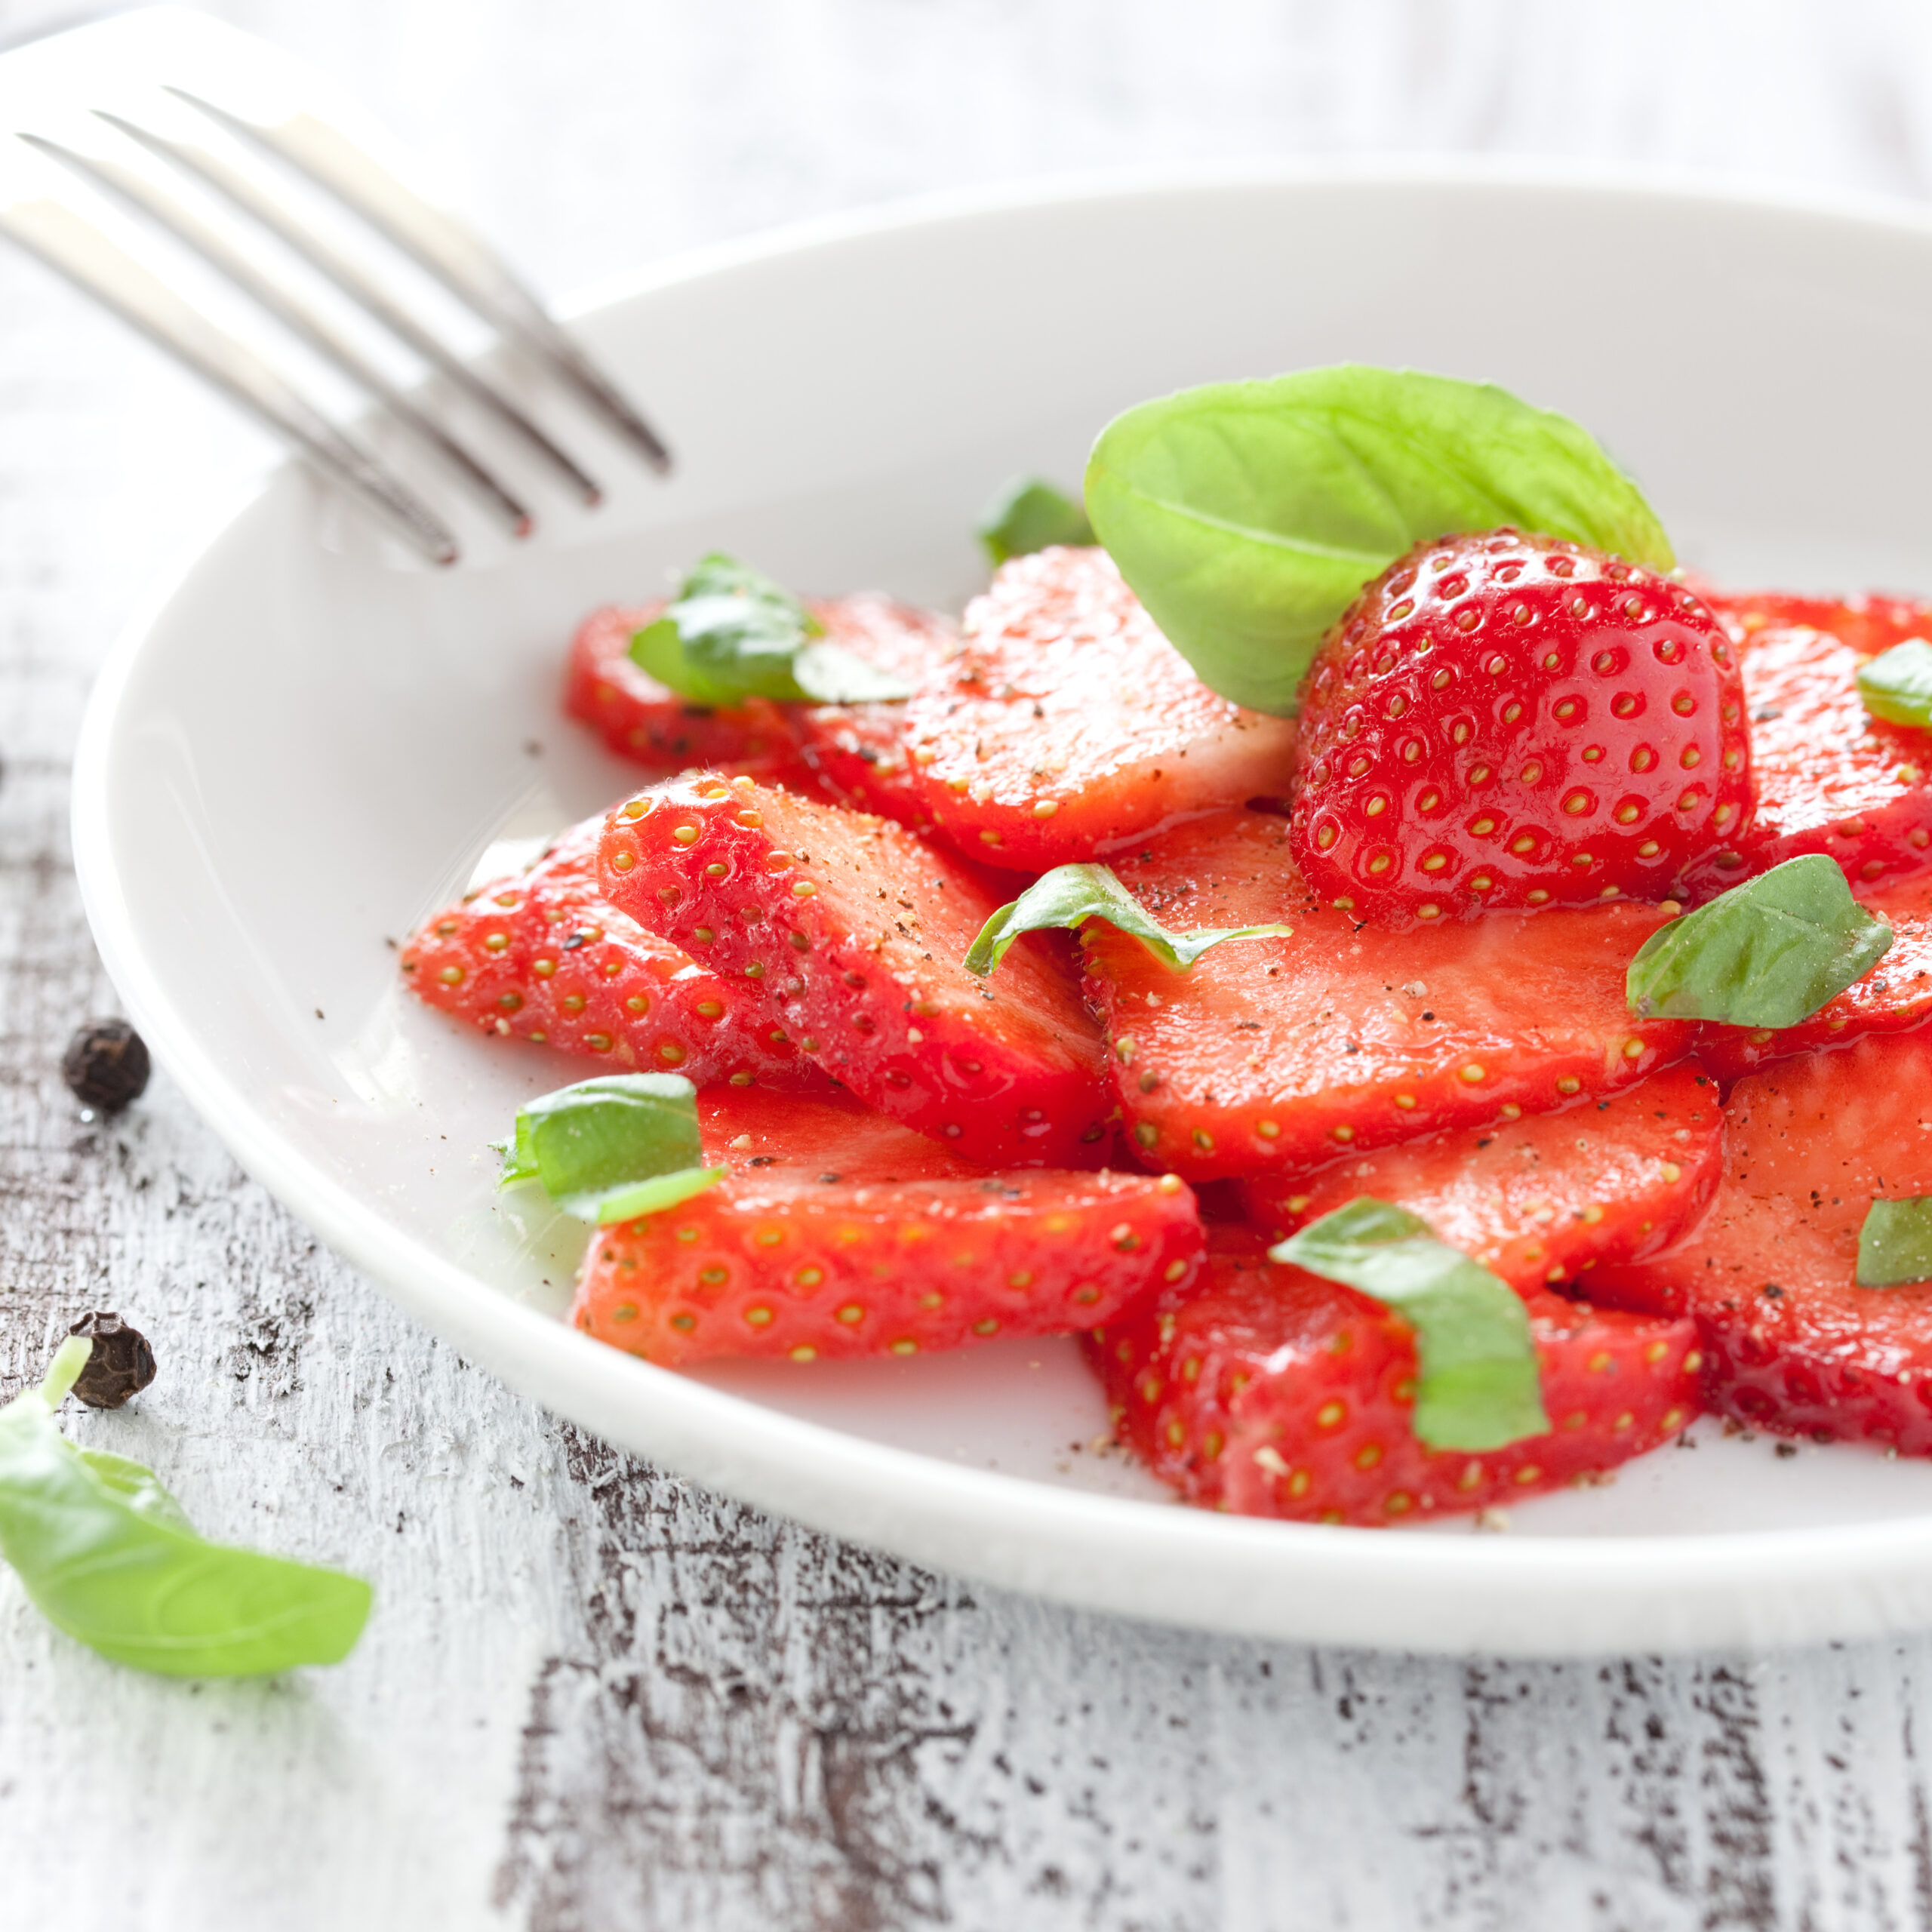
1290;531;1752;924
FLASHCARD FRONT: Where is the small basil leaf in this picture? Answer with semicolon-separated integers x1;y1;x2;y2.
629;553;911;706
964;862;1294;978
556;1165;729;1226
977;476;1096;566
500;1074;728;1223
1085;365;1675;716
1857;638;1932;730
0;1340;371;1677
1270;1198;1549;1451
1626;856;1892;1028
1857;1197;1932;1287
789;641;916;705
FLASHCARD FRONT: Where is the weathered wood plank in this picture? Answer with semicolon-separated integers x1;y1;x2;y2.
8;3;1932;1927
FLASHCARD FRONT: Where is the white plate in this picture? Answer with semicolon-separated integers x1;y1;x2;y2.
70;162;1932;1657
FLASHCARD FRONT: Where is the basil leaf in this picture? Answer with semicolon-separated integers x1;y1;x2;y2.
1857;1197;1932;1287
629;553;913;706
1857;638;1932;730
1084;365;1675;716
0;1339;371;1677
977;476;1095;565
1270;1199;1549;1451
964;862;1294;978
499;1073;728;1224
1626;856;1892;1028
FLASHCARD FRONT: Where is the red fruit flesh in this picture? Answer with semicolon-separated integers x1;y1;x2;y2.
1681;595;1932;894
1592;1033;1932;1453
903;547;1300;870
400;817;823;1090
1092;1238;1702;1524
565;602;798;774
597;774;1112;1168
1291;531;1752;925
1694;874;1932;1082
574;1091;1201;1367
1238;1062;1724;1294
1079;810;1695;1181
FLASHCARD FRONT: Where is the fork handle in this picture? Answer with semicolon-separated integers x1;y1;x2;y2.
0;193;460;565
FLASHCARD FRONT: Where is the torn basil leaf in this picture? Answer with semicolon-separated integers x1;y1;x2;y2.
977;476;1095;566
0;1337;371;1677
1085;365;1675;716
1857;638;1932;731
1271;1199;1549;1451
629;552;914;707
498;1073;725;1223
1857;1197;1932;1287
964;863;1294;978
1626;856;1892;1029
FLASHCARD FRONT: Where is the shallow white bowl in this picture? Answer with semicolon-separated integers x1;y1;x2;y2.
71;162;1932;1656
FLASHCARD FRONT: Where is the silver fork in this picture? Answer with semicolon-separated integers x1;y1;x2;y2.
0;7;669;565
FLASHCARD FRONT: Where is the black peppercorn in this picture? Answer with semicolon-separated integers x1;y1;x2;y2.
61;1019;151;1112
66;1312;157;1409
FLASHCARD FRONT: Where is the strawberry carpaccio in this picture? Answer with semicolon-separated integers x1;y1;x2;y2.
398;537;1932;1529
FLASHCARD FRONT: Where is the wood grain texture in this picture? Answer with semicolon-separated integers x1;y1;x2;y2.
8;2;1932;1926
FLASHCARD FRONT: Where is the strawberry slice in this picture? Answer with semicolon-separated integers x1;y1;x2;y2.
565;602;798;774
1238;1063;1724;1293
901;546;1300;870
564;592;955;803
1592;1032;1932;1451
572;1088;1201;1366
400;817;823;1089
1081;809;1695;1180
597;774;1112;1167
1091;1234;1702;1524
1684;592;1932;893
1291;531;1752;926
1695;873;1932;1081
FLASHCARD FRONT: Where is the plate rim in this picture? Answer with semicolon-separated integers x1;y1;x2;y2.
69;155;1932;1657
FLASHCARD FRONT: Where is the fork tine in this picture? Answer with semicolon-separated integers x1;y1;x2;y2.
97;107;605;506
171;86;672;473
21;130;535;538
0;184;459;564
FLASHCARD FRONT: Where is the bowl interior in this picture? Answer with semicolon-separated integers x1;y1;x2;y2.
75;171;1932;1647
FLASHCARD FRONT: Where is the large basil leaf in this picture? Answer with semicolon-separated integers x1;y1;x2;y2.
964;862;1294;977
1271;1198;1549;1451
1084;365;1675;715
0;1339;371;1677
1626;856;1891;1029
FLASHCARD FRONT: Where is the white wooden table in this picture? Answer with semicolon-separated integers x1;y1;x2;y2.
5;4;1932;1925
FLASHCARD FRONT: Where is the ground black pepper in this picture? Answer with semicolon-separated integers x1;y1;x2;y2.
66;1312;157;1408
61;1019;151;1112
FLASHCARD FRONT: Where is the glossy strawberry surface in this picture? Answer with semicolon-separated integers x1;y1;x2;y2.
1291;531;1752;924
574;1088;1201;1367
903;546;1300;870
596;774;1112;1168
400;817;823;1089
1681;592;1932;894
1592;1033;1932;1453
1091;1235;1702;1525
1238;1063;1724;1293
1079;810;1694;1180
